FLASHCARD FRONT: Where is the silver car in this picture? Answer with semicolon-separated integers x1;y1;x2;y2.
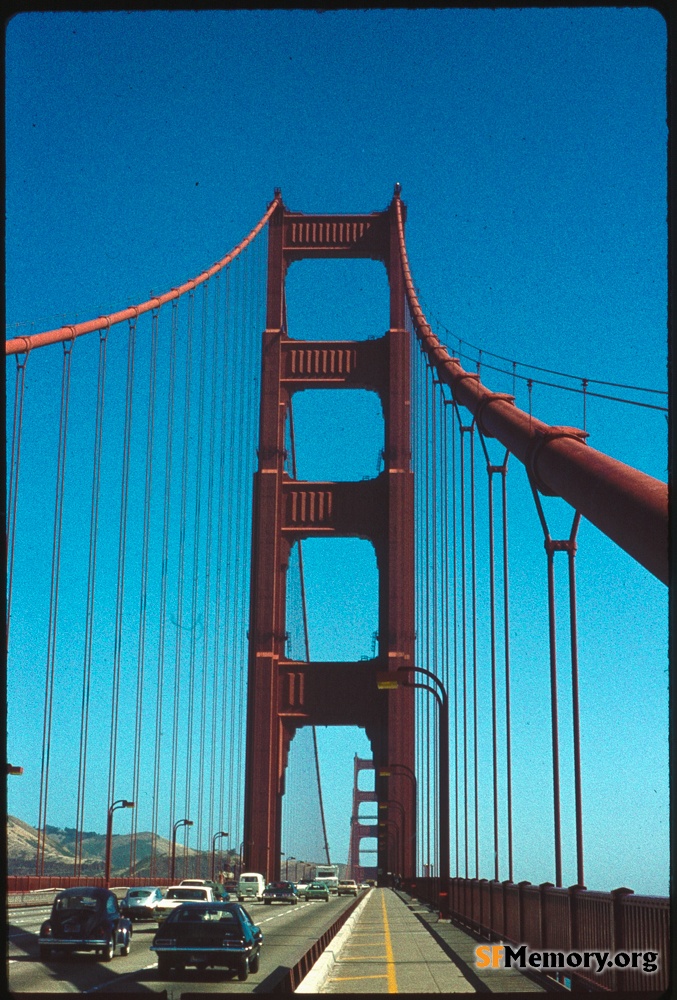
120;886;165;921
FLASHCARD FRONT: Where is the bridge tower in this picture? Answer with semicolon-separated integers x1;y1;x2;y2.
346;756;378;883
243;188;415;882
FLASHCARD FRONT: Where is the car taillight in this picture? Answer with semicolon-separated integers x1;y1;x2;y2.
41;923;52;937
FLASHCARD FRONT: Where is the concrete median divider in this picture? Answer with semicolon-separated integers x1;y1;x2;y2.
294;890;371;993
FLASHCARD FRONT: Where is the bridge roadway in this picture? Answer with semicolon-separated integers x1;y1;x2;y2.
7;888;544;995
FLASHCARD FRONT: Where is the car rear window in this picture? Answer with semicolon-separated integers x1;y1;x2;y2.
55;894;98;910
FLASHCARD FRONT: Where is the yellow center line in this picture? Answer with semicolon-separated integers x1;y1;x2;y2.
381;891;398;993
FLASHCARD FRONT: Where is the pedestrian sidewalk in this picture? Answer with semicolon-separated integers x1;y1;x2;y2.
394;889;547;994
305;887;476;993
298;887;550;994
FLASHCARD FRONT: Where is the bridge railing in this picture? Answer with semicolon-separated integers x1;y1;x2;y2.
404;876;669;993
6;876;180;892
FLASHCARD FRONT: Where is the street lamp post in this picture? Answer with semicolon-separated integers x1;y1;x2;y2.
170;819;194;883
378;666;449;918
104;799;135;886
377;763;417;881
211;831;229;880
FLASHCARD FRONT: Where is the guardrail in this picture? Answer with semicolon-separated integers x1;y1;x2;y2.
403;877;668;993
271;889;367;992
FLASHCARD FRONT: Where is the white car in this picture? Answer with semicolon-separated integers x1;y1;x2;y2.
155;885;215;924
120;886;165;921
337;879;359;896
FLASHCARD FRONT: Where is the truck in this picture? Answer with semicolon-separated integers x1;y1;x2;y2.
313;864;339;894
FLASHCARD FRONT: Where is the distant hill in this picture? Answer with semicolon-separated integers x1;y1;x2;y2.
7;815;238;879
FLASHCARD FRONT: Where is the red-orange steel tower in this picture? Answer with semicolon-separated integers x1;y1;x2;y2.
347;757;378;883
243;188;415;882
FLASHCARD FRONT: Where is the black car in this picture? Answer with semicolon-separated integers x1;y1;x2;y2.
262;880;298;905
151;901;262;980
38;886;133;962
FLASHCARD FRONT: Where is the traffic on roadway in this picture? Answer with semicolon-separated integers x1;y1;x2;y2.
7;881;365;994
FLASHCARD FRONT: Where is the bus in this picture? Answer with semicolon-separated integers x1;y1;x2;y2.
313;865;339;893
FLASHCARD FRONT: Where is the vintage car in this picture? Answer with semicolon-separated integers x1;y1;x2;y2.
337;879;359;896
119;886;165;920
151;901;262;980
303;880;330;902
262;880;298;905
38;886;132;962
155;885;215;924
179;878;230;901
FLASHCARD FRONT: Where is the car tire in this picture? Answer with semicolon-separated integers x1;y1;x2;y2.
101;937;115;962
264;899;271;905
157;953;171;977
38;945;51;961
249;951;260;974
120;930;131;957
238;955;249;981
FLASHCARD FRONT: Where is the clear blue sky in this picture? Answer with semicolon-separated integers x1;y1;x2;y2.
5;8;667;894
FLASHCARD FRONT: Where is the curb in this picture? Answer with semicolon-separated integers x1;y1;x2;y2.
295;891;371;993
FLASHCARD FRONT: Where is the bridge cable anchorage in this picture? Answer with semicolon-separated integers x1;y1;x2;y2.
394;196;667;584
4;195;280;356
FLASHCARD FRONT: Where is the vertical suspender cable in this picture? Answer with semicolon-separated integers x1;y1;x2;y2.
219;264;235;842
206;274;221;857
185;281;209;873
151;299;178;879
231;249;249;846
430;368;439;879
170;292;194;860
288;402;332;866
36;338;73;875
6;350;29;644
502;465;514;882
568;519;585;888
223;257;241;841
74;328;108;875
458;410;469;879
130;308;159;875
449;399;459;877
470;425;479;878
108;317;136;833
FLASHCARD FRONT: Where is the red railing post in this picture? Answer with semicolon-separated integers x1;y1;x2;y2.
539;882;555;950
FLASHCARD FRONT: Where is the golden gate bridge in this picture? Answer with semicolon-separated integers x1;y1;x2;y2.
5;187;668;993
